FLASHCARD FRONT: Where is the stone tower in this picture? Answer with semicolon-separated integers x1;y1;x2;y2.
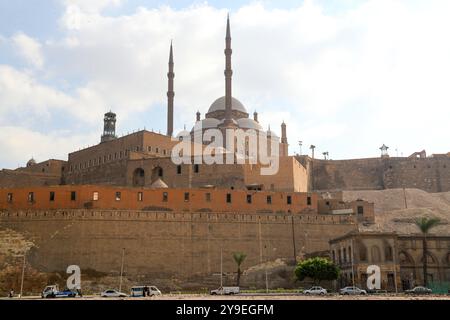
101;111;117;143
167;41;175;137
281;121;289;156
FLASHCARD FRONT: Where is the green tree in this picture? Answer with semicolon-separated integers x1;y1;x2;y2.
414;217;440;287
294;257;340;285
233;252;247;287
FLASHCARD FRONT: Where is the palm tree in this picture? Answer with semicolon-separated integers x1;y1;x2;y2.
233;252;247;287
414;217;440;287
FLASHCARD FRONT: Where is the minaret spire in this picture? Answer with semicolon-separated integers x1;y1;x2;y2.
223;13;234;125
167;40;175;137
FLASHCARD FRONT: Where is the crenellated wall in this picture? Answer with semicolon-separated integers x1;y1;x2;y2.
0;209;357;283
297;155;450;193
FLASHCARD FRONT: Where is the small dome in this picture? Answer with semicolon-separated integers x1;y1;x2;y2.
208;96;248;114
236;118;263;131
151;178;169;189
176;129;191;141
27;158;37;167
192;118;221;131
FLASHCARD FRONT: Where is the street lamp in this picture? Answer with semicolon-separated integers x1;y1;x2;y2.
119;248;125;292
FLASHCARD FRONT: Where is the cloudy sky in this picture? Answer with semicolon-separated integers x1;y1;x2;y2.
0;0;449;169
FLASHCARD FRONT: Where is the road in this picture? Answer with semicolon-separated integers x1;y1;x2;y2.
3;293;450;300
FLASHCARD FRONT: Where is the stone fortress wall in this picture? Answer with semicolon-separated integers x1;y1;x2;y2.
297;153;450;193
0;209;357;283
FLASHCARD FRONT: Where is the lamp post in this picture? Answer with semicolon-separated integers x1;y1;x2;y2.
19;253;26;299
119;248;125;292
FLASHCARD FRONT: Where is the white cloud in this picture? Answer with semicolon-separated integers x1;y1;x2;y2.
0;126;97;168
12;33;45;68
1;0;450;169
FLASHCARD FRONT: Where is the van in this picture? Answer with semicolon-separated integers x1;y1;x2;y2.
130;286;162;297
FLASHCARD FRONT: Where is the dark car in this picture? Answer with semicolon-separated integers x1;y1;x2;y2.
405;286;432;295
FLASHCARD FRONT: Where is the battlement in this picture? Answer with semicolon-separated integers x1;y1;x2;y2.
0;209;356;225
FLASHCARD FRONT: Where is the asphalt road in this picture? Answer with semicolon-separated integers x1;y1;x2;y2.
3;293;450;300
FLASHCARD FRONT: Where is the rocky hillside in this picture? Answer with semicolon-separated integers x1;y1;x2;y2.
343;189;450;235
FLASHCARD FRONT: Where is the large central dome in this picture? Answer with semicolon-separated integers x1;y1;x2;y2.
207;96;248;114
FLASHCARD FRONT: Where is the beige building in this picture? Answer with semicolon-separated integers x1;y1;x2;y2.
330;231;450;292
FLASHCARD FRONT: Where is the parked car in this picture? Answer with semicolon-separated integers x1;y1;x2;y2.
405;286;432;295
339;286;367;295
304;286;327;295
210;287;240;295
101;289;128;298
41;285;77;298
130;286;162;297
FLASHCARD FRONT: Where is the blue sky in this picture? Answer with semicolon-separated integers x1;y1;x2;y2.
0;0;449;169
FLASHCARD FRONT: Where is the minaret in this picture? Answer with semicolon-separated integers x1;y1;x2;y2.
223;14;234;126
101;111;117;143
281;121;289;156
254;111;259;123
167;41;175;137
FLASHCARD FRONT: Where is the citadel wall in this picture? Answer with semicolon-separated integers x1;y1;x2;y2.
299;155;450;193
0;186;319;214
0;209;356;282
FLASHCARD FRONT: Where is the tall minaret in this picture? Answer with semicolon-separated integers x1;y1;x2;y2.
223;14;234;126
167;41;175;137
281;121;289;156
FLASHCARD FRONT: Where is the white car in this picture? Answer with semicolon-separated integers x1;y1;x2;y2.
210;287;240;295
304;286;327;295
339;286;367;295
101;289;128;298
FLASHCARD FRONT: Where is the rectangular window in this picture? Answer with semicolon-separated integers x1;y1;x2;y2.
148;146;152;152
156;147;159;153
108;154;112;161
287;195;292;205
115;192;121;201
28;192;34;203
50;192;55;202
226;193;232;203
267;195;272;205
120;151;123;159
7;193;13;203
307;196;312;206
194;164;200;173
177;165;182;175
71;191;76;201
138;192;143;202
104;156;107;163
247;194;252;204
114;152;117;159
163;192;168;202
184;192;190;202
357;206;364;215
205;193;211;202
93;192;99;201
163;149;167;155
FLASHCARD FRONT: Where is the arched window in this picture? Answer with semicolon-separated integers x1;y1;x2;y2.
132;168;145;187
371;245;381;262
359;243;367;262
385;246;393;261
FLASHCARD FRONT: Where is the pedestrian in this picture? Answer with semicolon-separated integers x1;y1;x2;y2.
9;289;14;298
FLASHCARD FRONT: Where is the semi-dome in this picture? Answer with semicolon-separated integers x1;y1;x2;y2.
208;96;248;114
236;118;263;131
